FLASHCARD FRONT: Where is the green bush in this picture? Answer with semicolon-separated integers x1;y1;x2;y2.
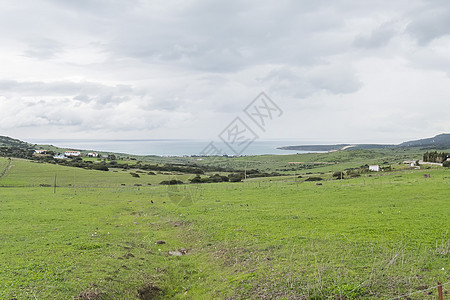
305;177;323;181
92;164;109;171
160;179;183;185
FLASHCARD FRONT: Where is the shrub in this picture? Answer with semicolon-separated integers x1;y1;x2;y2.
333;171;344;179
160;179;183;185
189;175;203;183
305;177;323;181
92;164;109;171
228;173;243;182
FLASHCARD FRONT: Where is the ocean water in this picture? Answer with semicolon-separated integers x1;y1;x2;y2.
28;139;317;156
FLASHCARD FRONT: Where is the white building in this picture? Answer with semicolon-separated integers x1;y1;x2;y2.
87;152;99;157
34;149;47;154
369;165;380;172
64;151;81;157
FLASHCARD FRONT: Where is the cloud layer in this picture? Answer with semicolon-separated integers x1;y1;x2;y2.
0;0;449;143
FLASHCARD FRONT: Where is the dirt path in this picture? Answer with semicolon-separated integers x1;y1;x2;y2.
0;158;13;179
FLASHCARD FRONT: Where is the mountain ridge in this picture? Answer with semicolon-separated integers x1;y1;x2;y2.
278;133;450;152
1;133;450;154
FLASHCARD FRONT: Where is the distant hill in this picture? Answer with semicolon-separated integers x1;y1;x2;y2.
0;136;34;149
278;133;450;151
399;133;450;149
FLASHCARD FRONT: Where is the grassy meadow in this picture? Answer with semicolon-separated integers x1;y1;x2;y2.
0;156;449;299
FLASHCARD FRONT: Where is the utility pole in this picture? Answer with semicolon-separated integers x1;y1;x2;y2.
244;162;247;180
54;174;57;194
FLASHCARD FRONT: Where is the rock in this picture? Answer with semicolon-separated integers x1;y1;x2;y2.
155;240;166;245
168;251;183;256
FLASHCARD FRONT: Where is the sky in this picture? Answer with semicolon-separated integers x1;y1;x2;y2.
0;0;449;144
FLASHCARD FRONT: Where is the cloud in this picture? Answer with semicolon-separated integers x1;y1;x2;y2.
23;38;64;59
258;61;362;98
354;23;397;49
406;4;450;45
0;0;449;142
0;80;135;105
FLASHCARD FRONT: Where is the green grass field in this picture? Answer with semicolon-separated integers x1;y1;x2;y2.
0;156;449;299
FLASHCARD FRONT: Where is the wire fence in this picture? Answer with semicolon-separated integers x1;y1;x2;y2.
388;281;449;300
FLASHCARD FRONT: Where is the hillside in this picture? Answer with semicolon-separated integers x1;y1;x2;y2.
278;133;450;151
0;135;34;149
399;133;450;148
1;157;449;299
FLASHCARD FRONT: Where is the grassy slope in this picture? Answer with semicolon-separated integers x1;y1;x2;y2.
188;147;431;175
0;157;449;299
0;159;196;187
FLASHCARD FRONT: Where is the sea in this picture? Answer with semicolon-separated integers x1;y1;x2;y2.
28;139;321;156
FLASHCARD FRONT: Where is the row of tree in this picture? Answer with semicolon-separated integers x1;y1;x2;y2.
423;151;448;163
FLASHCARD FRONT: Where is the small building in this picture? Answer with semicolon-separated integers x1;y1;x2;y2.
87;152;99;157
34;149;47;154
54;154;68;160
369;165;380;172
64;151;81;157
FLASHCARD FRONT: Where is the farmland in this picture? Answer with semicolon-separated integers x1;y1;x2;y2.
0;155;449;299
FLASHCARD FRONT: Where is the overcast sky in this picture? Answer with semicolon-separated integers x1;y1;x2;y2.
1;0;449;144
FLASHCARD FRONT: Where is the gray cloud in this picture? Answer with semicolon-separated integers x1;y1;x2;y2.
406;4;450;45
23;38;64;59
354;24;397;49
0;80;136;105
0;0;449;142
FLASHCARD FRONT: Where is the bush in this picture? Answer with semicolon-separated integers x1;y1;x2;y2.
160;179;183;185
305;177;323;181
444;160;450;168
332;171;344;179
228;173;243;182
189;175;203;183
92;164;109;171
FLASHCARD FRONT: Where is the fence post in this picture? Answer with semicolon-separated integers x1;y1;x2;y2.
438;282;443;300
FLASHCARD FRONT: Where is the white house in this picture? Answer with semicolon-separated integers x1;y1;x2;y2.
87;152;99;157
369;165;380;172
64;151;81;157
34;149;47;154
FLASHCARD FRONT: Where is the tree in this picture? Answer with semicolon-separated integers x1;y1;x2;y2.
423;151;448;163
92;164;109;171
333;171;344;179
228;173;243;182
